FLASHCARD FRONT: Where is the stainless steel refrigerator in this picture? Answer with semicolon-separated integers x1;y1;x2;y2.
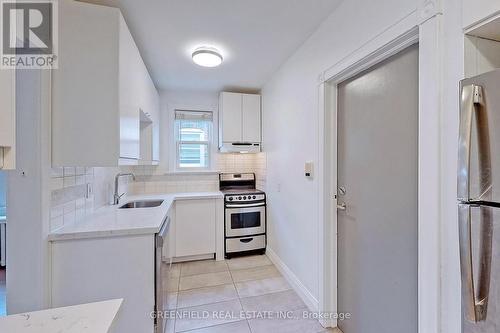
458;69;500;332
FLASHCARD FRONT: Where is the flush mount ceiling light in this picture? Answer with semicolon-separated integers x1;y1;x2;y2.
192;47;223;67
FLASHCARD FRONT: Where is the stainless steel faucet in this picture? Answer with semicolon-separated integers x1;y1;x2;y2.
114;173;136;205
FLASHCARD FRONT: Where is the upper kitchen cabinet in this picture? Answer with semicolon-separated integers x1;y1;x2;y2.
141;66;160;164
52;0;160;166
219;92;261;153
463;0;500;29
464;13;500;78
0;69;15;170
139;90;160;165
138;64;160;164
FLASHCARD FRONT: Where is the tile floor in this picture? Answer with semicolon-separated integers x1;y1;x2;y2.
165;254;338;333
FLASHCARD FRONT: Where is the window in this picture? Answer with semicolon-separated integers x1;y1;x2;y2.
175;110;213;169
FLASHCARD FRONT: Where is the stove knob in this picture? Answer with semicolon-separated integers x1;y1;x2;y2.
238;196;242;200
229;197;233;201
253;195;256;199
243;196;247;200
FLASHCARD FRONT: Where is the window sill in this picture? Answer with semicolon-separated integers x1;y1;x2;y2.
164;170;221;176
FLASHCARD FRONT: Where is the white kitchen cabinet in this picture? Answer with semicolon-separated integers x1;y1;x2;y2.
118;14;141;161
139;112;154;163
138;84;160;164
463;0;500;29
52;0;159;166
219;92;261;152
138;67;160;164
150;84;160;163
242;94;261;143
219;92;242;143
0;69;15;169
175;199;216;257
51;234;156;333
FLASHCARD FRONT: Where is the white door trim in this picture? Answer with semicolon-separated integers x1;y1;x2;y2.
318;10;442;333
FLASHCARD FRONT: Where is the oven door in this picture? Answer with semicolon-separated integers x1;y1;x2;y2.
225;203;266;237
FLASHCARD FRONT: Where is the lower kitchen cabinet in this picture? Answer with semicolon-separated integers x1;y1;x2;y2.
175;199;216;257
51;234;157;333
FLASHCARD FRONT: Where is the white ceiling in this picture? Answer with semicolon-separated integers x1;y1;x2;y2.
79;0;342;92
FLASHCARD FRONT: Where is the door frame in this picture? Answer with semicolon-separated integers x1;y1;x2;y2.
318;10;442;333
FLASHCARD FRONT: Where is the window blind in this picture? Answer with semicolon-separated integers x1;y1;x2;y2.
175;110;213;121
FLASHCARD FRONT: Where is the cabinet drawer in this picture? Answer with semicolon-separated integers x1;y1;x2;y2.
226;235;265;253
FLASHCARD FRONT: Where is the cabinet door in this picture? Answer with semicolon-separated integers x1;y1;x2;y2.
138;69;158;164
221;92;242;142
175;199;216;257
463;0;500;28
150;87;160;162
119;16;140;160
242;94;261;143
53;1;121;166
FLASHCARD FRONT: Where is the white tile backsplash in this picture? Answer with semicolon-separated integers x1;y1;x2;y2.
63;167;75;177
49;153;267;231
50;177;64;191
50;165;130;232
63;176;76;188
127;152;267;195
50;166;95;231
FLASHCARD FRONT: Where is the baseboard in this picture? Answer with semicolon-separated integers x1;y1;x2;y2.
171;253;214;263
266;247;319;312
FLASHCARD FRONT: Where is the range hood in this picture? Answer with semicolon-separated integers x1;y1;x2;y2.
219;142;261;153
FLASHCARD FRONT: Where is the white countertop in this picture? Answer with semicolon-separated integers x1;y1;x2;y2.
48;192;223;241
0;299;123;333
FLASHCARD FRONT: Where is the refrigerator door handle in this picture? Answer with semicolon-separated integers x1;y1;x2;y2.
459;204;490;322
458;84;483;200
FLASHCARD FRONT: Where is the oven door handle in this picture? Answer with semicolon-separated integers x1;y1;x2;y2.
226;202;266;208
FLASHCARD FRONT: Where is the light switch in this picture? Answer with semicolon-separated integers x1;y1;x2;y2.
305;161;313;178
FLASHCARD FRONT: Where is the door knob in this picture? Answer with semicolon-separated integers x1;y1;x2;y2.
337;202;346;211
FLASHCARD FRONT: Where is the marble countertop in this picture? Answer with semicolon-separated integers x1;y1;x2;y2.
48;192;223;241
0;299;123;333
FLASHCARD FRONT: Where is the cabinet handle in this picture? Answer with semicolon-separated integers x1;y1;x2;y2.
459;204;491;322
240;238;253;243
232;143;252;146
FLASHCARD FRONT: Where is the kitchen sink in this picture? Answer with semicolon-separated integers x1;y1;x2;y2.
119;200;164;209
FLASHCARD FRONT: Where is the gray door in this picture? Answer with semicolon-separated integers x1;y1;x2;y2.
337;45;418;333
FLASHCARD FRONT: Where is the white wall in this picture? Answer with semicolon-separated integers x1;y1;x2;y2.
160;90;219;172
0;172;6;214
7;70;51;313
440;0;466;332
262;0;466;331
261;0;418;303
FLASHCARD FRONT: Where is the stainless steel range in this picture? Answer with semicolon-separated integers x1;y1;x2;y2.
219;173;266;258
